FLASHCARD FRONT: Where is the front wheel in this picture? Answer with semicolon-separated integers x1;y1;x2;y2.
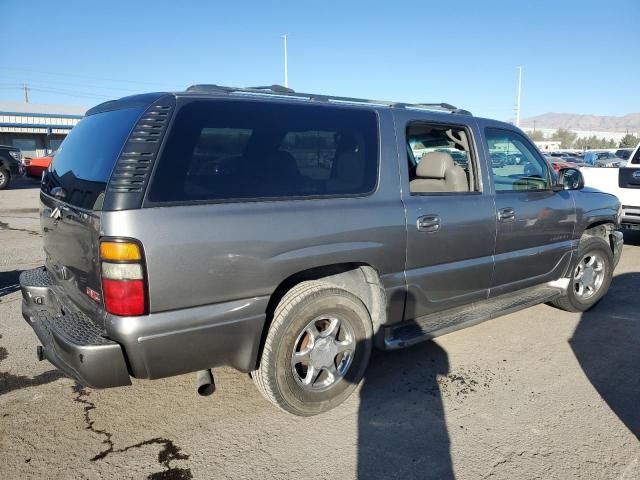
252;281;373;416
552;235;614;312
0;167;10;190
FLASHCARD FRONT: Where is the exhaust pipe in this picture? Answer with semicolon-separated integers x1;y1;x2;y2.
195;369;215;396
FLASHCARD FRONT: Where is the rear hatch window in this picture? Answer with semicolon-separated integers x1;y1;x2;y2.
43;107;144;210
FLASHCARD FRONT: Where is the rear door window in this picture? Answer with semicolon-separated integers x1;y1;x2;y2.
44;107;144;210
147;100;379;203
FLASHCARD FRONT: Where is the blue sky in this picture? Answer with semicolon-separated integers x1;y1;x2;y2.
1;0;638;119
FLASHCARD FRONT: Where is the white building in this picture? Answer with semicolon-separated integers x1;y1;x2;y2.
534;140;562;151
526;127;637;143
0;101;86;158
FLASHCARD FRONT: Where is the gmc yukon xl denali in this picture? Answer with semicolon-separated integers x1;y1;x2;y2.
20;85;623;415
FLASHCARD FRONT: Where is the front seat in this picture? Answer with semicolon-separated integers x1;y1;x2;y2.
410;152;468;193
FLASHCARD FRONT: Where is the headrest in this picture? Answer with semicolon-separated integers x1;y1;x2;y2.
416;152;455;179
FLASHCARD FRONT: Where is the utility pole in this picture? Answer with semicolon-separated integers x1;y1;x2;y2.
515;66;522;127
282;34;289;88
23;85;30;103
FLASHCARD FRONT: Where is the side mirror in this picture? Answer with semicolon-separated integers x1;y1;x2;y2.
554;167;584;191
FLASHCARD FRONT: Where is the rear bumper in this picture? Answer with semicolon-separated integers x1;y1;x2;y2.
20;266;268;388
20;268;131;388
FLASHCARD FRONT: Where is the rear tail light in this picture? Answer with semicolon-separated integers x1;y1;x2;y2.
100;239;147;316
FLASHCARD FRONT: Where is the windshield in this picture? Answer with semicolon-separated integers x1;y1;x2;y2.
43;107;143;210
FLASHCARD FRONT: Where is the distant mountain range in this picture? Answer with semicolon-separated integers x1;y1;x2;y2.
520;112;640;133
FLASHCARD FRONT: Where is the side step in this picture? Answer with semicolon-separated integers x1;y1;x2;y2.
384;285;564;350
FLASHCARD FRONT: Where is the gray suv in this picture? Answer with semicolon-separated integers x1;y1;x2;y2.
20;85;623;415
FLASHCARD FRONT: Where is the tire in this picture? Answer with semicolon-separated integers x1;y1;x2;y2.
0;167;10;190
252;280;373;416
551;235;614;313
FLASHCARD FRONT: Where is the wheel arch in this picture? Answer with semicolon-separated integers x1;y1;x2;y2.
0;155;12;171
583;221;618;255
255;263;387;369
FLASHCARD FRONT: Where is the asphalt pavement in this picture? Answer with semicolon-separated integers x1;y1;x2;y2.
1;177;639;479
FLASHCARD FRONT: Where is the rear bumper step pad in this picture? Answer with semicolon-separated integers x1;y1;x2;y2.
20;267;131;388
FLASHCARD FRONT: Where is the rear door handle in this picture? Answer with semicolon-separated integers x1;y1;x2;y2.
417;215;440;232
497;207;516;222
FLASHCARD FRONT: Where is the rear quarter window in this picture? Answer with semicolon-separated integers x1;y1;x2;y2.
147;100;379;203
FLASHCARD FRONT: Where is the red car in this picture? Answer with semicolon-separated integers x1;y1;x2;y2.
24;154;53;178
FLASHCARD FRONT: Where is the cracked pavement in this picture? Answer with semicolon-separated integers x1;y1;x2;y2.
1;178;639;479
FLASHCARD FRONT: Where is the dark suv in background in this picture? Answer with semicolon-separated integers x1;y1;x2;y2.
20;85;623;415
0;144;23;189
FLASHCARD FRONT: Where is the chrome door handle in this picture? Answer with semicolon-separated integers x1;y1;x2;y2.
417;215;440;232
497;207;516;222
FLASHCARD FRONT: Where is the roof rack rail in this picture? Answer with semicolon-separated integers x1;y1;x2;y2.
184;84;472;115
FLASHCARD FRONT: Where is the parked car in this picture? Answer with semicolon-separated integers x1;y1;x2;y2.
20;85;623;416
0;144;23;189
545;156;576;173
581;142;640;231
584;150;626;167
24;153;54;178
490;151;508;167
615;148;634;161
547;151;584;164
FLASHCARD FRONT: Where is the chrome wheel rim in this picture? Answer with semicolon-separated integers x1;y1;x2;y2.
0;170;5;186
291;316;355;392
573;251;605;300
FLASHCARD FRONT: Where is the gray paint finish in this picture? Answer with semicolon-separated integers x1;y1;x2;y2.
19;91;624;390
101;109;407;314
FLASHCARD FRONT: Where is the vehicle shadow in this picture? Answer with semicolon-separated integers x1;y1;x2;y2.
570;272;640;439
357;292;453;479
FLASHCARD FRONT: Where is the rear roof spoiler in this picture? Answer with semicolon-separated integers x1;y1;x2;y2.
86;92;170;116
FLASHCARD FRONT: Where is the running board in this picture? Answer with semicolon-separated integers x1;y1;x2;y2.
384;285;564;350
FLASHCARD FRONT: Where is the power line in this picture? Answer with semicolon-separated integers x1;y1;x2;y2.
0;85;114;101
2;66;184;89
27;86;114;100
0;74;146;94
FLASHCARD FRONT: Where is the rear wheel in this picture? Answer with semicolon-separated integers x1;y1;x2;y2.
252;281;373;416
0;167;10;190
552;235;613;312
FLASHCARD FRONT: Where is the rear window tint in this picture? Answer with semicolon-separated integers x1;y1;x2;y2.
44;107;143;210
147;100;378;203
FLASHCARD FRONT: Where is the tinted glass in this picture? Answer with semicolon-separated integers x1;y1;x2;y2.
485;128;550;191
148;100;378;202
44;107;143;209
